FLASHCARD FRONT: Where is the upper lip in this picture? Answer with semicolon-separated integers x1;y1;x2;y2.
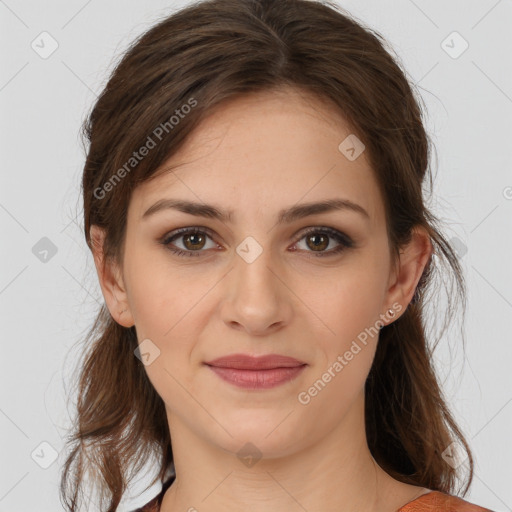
204;354;306;370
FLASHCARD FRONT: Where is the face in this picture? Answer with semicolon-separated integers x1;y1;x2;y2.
93;88;419;460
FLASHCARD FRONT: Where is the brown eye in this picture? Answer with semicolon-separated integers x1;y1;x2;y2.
294;227;354;258
161;226;354;259
161;227;217;257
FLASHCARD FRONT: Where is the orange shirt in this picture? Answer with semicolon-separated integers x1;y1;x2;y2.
133;480;495;512
398;490;493;512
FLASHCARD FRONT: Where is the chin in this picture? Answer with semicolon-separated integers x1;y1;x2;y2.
209;415;304;458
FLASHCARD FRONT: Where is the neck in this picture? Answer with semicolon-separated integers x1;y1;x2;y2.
160;394;402;512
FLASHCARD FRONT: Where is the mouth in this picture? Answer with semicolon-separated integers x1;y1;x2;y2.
204;353;307;389
204;353;306;370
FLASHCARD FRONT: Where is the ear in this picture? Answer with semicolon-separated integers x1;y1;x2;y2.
89;224;134;328
384;226;432;321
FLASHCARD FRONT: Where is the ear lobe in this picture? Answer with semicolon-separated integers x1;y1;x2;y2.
385;226;433;318
89;224;134;328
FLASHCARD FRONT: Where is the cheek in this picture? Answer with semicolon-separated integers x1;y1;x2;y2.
126;255;218;404
301;262;386;353
125;247;207;338
293;270;383;432
128;261;210;416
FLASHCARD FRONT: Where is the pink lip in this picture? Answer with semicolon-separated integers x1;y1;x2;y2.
204;354;307;390
205;353;306;370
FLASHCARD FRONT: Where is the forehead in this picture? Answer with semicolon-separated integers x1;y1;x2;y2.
128;88;384;230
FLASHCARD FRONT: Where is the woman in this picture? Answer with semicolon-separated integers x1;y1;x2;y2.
60;0;494;511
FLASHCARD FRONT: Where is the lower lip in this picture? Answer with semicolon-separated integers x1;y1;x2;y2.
206;365;307;389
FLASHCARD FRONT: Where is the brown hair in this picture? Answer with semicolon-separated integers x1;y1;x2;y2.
61;0;473;510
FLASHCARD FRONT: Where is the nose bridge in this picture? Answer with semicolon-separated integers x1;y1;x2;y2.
223;233;290;333
234;234;279;301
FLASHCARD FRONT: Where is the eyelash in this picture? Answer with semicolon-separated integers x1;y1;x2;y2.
160;226;354;258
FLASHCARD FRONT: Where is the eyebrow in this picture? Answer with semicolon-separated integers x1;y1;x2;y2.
141;197;370;224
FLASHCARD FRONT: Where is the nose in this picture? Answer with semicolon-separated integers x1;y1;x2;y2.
220;242;293;336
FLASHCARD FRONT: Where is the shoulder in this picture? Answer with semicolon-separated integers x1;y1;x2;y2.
398;491;495;512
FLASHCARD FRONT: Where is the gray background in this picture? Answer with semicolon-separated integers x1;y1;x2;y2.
1;0;511;510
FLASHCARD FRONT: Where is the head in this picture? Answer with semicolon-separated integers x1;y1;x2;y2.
61;1;472;510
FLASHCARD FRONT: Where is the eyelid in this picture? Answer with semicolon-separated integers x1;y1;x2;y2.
161;224;352;241
160;226;220;250
160;224;355;258
298;226;354;246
